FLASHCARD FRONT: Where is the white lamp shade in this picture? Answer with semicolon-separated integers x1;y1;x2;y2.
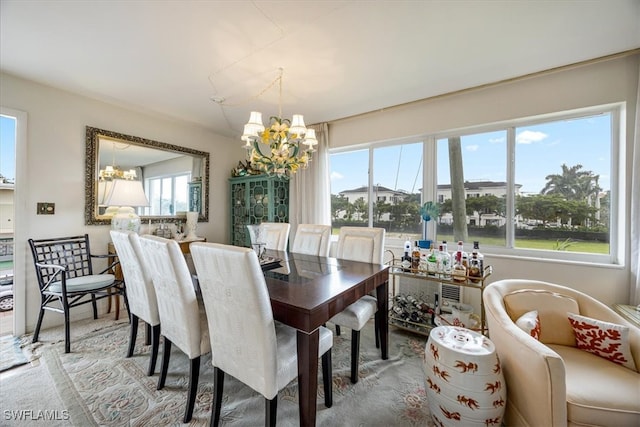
104;179;149;207
303;128;318;147
289;114;307;135
247;111;265;133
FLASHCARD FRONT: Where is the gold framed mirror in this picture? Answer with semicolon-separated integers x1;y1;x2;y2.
85;126;210;225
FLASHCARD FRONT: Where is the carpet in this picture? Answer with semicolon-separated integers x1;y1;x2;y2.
0;334;28;372
9;318;433;426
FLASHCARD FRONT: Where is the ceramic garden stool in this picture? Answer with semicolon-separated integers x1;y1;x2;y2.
423;325;506;427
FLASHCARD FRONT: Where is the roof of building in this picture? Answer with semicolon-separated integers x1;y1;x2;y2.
339;185;409;195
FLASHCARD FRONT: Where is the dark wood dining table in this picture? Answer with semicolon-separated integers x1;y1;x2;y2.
262;251;390;427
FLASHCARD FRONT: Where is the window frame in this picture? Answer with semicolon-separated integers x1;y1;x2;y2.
329;103;625;266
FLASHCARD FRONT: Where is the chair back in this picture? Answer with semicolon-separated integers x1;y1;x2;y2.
261;222;290;251
336;227;385;264
291;224;331;257
28;234;96;289
139;235;203;359
110;230;159;326
190;242;279;398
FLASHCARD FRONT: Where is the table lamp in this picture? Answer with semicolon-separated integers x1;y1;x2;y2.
104;179;149;233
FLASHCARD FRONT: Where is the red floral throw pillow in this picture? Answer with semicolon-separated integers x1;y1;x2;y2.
516;310;541;340
567;312;636;371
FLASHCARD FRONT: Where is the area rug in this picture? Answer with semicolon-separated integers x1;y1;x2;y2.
17;319;433;426
0;334;28;372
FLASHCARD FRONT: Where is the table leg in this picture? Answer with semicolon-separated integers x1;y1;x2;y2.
376;279;389;360
297;328;319;427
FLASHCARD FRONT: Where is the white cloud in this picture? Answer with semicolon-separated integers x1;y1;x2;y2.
489;137;505;144
466;144;479;152
516;130;548;144
330;171;344;181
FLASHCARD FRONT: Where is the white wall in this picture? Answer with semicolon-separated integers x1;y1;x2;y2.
328;53;640;306
0;72;246;334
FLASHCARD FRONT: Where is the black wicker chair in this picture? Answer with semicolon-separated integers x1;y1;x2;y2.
28;234;126;353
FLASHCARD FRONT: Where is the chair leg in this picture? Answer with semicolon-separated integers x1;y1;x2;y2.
127;314;139;358
122;287;131;323
183;356;201;423
157;338;172;390
211;367;225;427
350;329;361;384
148;324;161;376
335;325;341;336
322;349;333;408
32;307;45;344
91;293;98;320
265;396;277;427
145;322;151;346
62;297;71;354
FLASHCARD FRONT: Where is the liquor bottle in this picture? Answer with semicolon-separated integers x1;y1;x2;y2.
412;240;421;271
431;292;440;325
452;251;467;282
426;243;438;275
438;244;451;276
454;240;468;268
473;241;484;273
468;251;482;283
402;239;412;272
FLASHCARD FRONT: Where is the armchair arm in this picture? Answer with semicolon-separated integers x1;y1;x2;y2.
91;253;120;276
34;262;67;292
485;288;568;427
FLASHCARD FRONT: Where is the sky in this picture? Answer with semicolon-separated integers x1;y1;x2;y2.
0;115;16;181
330;113;611;196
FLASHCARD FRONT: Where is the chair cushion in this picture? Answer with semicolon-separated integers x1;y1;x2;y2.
549;344;640;426
274;323;333;391
503;289;578;345
515;310;541;340
330;295;377;331
568;312;636;371
49;274;115;293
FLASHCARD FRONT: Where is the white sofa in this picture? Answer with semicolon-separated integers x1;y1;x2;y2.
484;279;640;426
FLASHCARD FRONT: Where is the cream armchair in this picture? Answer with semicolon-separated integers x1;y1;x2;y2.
484;279;640;427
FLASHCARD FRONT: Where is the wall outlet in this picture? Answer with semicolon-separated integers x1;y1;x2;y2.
37;202;55;215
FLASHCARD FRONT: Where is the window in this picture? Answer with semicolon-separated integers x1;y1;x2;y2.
330;104;620;264
144;173;190;216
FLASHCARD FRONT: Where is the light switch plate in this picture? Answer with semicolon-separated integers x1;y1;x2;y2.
37;202;55;215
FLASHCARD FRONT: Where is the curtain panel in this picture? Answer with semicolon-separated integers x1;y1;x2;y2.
289;123;331;241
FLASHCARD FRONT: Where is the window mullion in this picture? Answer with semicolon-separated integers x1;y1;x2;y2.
506;127;516;248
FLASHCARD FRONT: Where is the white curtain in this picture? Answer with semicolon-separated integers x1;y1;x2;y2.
289;123;331;241
630;71;640;306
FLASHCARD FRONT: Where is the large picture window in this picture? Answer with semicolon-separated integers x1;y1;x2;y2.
144;173;190;216
330;104;619;264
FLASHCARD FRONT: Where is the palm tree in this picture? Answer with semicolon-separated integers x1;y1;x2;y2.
541;163;599;202
448;137;468;241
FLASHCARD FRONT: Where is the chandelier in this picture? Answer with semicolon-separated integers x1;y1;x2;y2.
241;68;317;178
99;165;137;181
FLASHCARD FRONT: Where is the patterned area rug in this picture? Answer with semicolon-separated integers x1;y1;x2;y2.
0;335;28;372
31;319;432;426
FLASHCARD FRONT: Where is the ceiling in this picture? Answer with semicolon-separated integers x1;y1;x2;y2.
1;1;639;139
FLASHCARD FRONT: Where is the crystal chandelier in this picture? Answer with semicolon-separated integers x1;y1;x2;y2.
241;68;317;178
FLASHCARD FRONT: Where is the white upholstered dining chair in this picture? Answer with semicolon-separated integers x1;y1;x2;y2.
261;222;291;251
109;230;160;376
290;224;331;257
138;235;211;423
190;242;333;426
330;226;385;383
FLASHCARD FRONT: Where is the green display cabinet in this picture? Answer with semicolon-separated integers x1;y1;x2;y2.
229;174;289;247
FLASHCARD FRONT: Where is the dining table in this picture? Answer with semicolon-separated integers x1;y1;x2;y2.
262;250;390;427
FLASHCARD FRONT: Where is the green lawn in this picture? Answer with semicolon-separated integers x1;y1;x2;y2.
332;228;609;254
436;234;609;254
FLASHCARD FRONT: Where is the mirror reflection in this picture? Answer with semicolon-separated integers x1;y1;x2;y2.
85;126;210;225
